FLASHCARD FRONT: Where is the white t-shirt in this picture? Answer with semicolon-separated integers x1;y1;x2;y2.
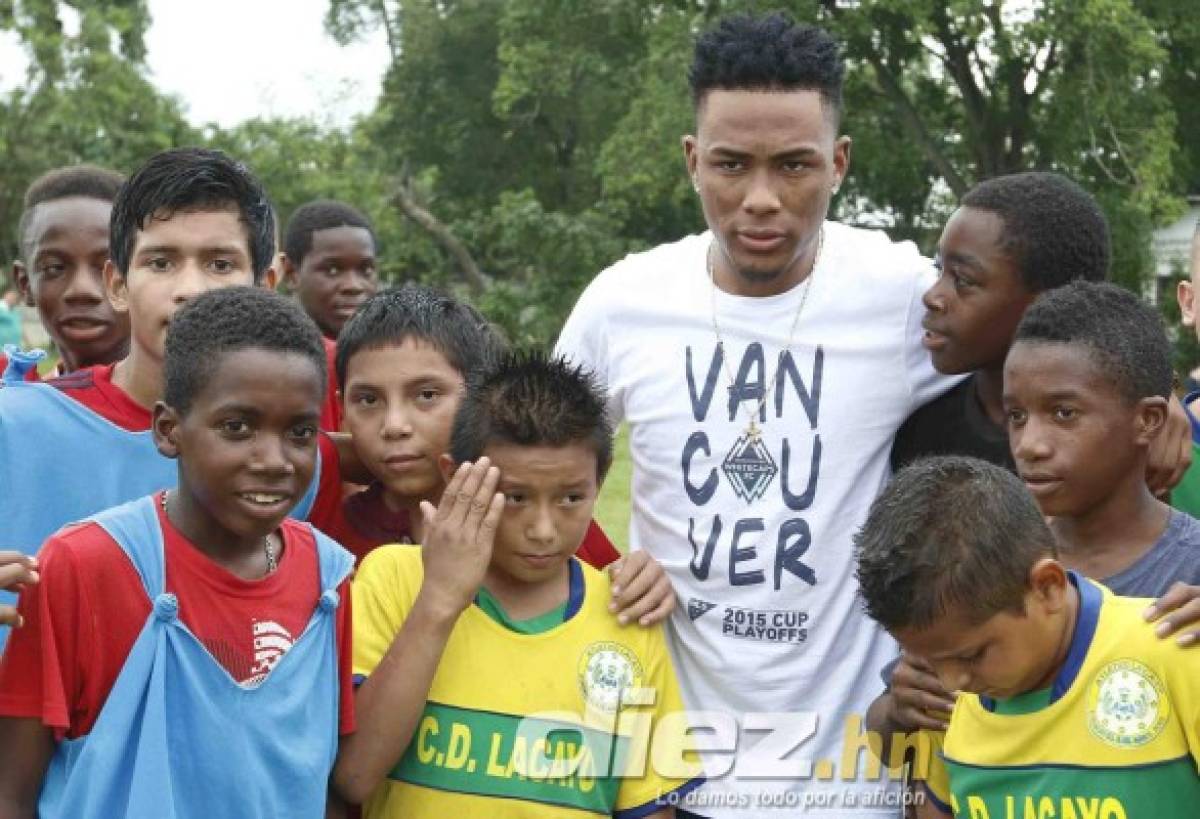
556;222;956;817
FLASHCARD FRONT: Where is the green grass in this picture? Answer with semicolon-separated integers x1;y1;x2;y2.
594;424;631;553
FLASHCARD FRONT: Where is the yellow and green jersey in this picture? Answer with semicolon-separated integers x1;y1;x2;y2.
925;574;1200;818
352;546;704;818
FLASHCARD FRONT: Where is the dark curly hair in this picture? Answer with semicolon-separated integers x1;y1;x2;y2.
284;199;377;269
961;172;1110;293
334;284;505;391
450;351;613;481
17;164;125;260
688;12;844;120
1014;281;1171;404
109;148;275;281
164;287;326;416
855;456;1057;632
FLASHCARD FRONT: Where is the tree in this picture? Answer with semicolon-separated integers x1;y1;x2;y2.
817;0;1183;286
0;0;194;262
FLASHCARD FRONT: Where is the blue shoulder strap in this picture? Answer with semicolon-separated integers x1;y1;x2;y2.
1;344;45;383
91;496;167;597
310;525;354;596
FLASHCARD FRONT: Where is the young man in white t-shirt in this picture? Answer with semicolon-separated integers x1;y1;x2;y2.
556;12;957;818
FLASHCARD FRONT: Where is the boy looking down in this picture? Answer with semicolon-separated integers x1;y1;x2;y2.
335;352;703;816
856;456;1200;819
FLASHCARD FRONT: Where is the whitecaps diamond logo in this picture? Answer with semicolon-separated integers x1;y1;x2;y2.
722;431;778;503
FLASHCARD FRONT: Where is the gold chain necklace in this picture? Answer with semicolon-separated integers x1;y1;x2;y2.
160;491;278;574
707;228;823;443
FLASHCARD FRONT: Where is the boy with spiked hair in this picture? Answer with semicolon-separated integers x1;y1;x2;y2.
855;455;1200;818
335;351;702;816
313;284;673;621
0;287;354;818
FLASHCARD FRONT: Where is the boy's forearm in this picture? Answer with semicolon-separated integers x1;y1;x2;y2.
865;691;901;762
0;718;54;819
333;594;460;804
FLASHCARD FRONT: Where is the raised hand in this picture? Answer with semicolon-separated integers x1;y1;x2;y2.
416;458;505;619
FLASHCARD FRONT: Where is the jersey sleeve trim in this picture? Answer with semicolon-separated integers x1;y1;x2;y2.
922;780;952;814
614;775;707;819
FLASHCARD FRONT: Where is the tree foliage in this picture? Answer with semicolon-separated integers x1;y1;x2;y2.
1;1;1194;350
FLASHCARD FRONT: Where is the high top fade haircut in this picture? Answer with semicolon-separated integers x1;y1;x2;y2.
284;199;378;269
450;351;613;481
17;164;125;261
164;287;326;416
1014;280;1171;404
335;284;506;391
855;456;1057;633
688;12;844;122
109;148;276;281
961;172;1110;293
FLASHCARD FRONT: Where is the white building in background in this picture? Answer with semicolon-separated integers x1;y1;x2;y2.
1153;196;1200;300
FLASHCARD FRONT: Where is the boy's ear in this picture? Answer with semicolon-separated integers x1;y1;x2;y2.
104;260;131;314
437;453;457;482
13;262;33;307
1178;280;1197;328
280;253;298;290
259;263;279;292
1134;396;1170;446
152;401;182;459
1028;558;1070;613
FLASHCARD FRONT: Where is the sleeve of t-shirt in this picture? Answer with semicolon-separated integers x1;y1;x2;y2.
307;432;345;533
901;258;961;413
555;273;625;426
0;529;93;735
576;520;621;570
335;577;356;735
613;626;706;817
351;547;418;684
918;730;953;814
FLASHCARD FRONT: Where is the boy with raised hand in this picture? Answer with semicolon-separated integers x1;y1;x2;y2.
855;455;1200;819
315;285;674;625
282;199;379;340
0;287;355;819
335;352;702;816
1;165;128;382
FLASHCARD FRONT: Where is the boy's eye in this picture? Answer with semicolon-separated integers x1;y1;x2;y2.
149;257;172;273
1053;406;1078;422
561;493;586;506
780;159;808;173
290;424;318;442
352;392;378;407
505;492;526;504
211;258;235;274
326;265;341;277
1005;408;1027;426
220;419;250;436
38;262;66;278
417;389;440;403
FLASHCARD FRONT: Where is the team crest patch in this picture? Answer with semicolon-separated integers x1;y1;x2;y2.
1086;659;1170;748
722;431;778;503
578;641;644;714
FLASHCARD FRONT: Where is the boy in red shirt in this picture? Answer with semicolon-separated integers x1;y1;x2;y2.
1;165;128;381
0;287;354;819
313;285;675;627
